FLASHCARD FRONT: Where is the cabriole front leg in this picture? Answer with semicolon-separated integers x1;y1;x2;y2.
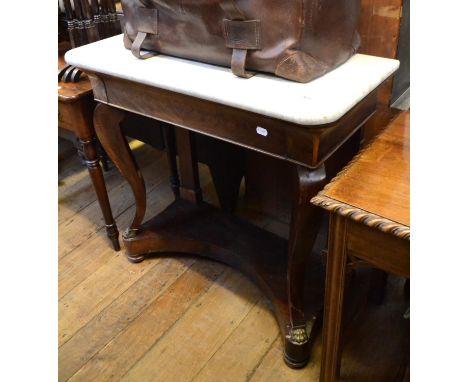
284;164;327;368
93;103;147;262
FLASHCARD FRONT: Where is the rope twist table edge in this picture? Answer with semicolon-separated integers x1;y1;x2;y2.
311;195;410;240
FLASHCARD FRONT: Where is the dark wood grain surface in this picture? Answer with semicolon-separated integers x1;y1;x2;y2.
318;111;409;227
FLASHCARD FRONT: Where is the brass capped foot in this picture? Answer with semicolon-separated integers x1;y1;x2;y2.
283;326;311;369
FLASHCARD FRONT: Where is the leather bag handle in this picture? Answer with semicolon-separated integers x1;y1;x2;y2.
220;1;261;78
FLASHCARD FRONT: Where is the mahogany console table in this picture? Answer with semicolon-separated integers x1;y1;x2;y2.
312;111;410;381
66;35;399;368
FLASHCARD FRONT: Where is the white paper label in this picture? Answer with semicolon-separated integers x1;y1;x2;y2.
256;126;268;137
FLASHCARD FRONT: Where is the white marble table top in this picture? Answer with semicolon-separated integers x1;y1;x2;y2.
65;34;399;126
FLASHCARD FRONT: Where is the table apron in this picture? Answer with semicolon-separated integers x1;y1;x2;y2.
346;219;410;278
88;73;377;169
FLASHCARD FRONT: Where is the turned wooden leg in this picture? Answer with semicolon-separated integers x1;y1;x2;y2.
284;164;327;368
320;214;348;382
79;137;120;251
175;127;203;204
72;99;120;251
94;103;147;262
162;124;180;199
76;136;111;172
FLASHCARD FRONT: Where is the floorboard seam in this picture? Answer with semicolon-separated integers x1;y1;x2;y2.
64;258;197;381
245;331;281;382
188;293;263;382
59;257;163;349
118;267;228;381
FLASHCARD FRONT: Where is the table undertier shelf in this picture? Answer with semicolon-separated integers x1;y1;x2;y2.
124;199;325;349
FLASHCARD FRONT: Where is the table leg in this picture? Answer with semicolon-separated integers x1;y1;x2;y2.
320;214;348;382
284;164;327;368
174;127;203;204
196;135;245;213
73;102;120;251
79;136;120;251
162;124;180;199
94;103;146;261
175;127;203;204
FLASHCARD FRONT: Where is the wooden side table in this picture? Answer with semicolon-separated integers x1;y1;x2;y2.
311;111;410;381
66;35;399;368
59;47;120;251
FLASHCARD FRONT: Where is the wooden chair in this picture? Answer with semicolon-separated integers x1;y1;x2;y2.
59;42;121;250
59;0;121;82
58;0;124;250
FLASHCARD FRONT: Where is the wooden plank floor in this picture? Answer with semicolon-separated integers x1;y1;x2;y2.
59;139;409;382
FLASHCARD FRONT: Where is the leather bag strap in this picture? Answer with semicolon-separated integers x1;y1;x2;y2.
221;11;261;78
231;49;254;78
131;7;159;60
131;31;157;59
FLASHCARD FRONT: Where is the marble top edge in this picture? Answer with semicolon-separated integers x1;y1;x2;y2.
65;35;400;126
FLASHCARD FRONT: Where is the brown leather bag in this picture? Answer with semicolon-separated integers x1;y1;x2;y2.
121;0;361;83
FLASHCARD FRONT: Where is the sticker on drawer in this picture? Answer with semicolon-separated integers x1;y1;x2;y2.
256;126;268;137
